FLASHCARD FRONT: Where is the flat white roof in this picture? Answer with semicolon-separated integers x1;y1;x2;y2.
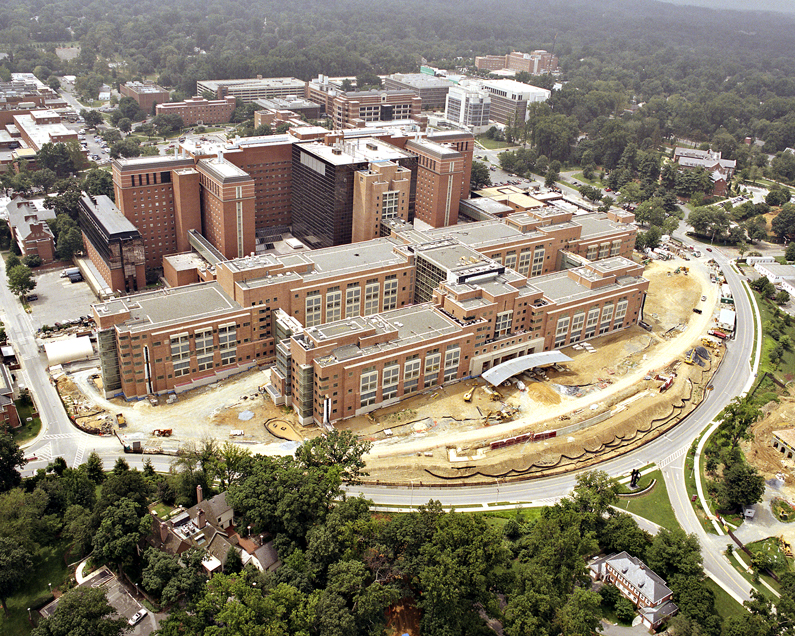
482;351;572;386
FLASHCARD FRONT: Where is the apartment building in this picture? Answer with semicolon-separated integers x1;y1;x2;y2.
78;194;146;294
196;77;306;102
119;82;170;113
445;84;491;133
156;96;236;126
482;79;551;125
384;74;454;111
291;137;417;248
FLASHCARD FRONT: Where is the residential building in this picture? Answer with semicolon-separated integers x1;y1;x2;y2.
384;74;454;111
5;196;56;262
589;552;678;631
196;77;306;102
673;147;736;197
445;84;491;133
78;194;146;294
482;79;551;125
291;137;417;248
156;96;237;126
119;81;170;113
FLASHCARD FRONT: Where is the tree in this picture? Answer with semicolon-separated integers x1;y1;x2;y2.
579;184;604;203
141;547;206;605
56;227;84;260
110;138;143;159
555;587;603;636
645;528;703;581
785;242;795;261
765;187;791;207
7;264;36;298
63;504;94;557
0;537;32;615
81;109;103;128
717;462;765;512
85;451;105;484
30;586;128;636
775;290;791;305
37;143;76;178
296;429;372;485
217;441;251;490
545;167;559;187
83;169;114;200
772;205;795;241
93;497;151;573
22;254;42;268
717;396;762;450
225;545;243;574
614;596;636;623
570;470;619;516
470;161;491;190
117;117;132;133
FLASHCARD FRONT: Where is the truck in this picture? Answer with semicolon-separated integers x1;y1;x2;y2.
116;413;126;427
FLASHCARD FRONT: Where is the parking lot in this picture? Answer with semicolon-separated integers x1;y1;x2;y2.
29;269;97;330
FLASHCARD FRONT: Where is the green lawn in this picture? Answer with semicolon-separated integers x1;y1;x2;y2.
705;578;746;621
150;502;176;520
1;540;72;636
615;469;682;531
746;537;794;577
475;135;517;150
572;172;604;187
479;507;543;530
753;290;795;383
13;399;42;446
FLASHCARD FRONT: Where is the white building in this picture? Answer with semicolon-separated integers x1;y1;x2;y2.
444;84;491;133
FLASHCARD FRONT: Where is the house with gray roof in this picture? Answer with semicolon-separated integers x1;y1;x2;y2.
589;551;678;631
5;195;55;262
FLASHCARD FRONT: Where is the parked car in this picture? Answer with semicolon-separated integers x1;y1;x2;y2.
128;609;147;626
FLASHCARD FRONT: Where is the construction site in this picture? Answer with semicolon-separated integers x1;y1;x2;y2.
49;254;740;483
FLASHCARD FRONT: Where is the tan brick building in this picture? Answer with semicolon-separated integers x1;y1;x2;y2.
352;161;412;243
325;90;423;129
156;96;237;127
94;207;644;423
475;50;559;75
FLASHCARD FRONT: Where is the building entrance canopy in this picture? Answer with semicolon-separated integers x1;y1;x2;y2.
481;350;572;386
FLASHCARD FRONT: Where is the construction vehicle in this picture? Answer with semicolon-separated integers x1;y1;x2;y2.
116;413;126;427
780;535;793;557
463;387;475;402
684;350;696;365
152;429;172;437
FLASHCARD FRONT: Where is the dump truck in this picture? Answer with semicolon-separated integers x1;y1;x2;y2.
116;413;126;427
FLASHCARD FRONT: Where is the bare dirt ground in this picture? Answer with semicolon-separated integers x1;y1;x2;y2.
60;257;723;477
743;388;795;502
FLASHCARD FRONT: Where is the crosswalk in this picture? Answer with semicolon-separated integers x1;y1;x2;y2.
658;445;688;469
41;433;80;440
73;440;86;468
31;441;53;462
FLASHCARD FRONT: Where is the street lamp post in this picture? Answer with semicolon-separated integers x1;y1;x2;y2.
247;525;251;537
27;608;31;620
494;478;501;502
48;582;52;594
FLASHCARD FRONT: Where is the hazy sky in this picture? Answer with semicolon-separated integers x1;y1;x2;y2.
660;0;795;13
